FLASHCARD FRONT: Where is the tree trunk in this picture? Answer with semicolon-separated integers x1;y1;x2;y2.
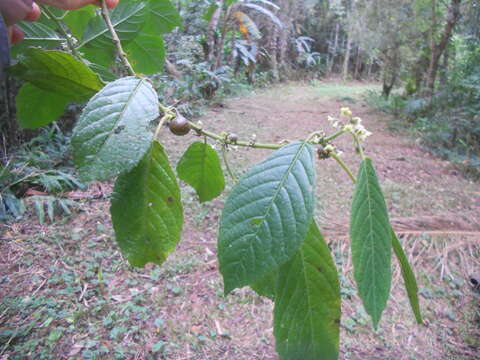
354;47;362;80
342;31;352;81
207;1;223;65
328;22;340;75
426;0;462;94
268;25;280;81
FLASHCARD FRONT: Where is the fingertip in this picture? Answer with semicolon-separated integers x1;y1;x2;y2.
106;0;119;9
10;26;25;44
25;3;42;22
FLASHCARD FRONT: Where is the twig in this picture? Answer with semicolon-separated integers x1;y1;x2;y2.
100;0;135;76
187;120;283;150
40;6;82;60
31;278;48;297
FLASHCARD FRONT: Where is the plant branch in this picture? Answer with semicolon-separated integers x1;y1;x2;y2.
100;0;135;76
41;6;81;59
187;120;283;150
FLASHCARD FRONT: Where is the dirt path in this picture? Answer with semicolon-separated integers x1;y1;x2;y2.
1;81;479;359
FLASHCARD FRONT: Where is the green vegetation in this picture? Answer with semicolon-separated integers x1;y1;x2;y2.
1;0;479;359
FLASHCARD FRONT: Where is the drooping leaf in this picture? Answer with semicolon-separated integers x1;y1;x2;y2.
111;141;183;267
392;229;423;324
350;158;392;328
72;76;158;182
176;142;225;203
203;2;219;21
16;83;70;129
11;21;63;57
218;141;316;294
234;11;261;40
145;0;182;34
126;33;165;75
79;0;149;66
240;3;283;28
249;0;280;10
63;6;96;39
274;221;340;360
8;48;103;101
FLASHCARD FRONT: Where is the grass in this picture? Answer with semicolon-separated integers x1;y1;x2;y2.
1;80;479;359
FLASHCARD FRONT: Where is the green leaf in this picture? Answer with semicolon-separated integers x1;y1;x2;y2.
79;0;149;66
176;142;225;203
16;83;70;129
350;158;392;328
146;0;182;34
392;229;423;324
126;33;165;75
218;141;316;294
8;48;103;101
72;76;158;182
274;221;340;360
63;6;96;40
11;22;62;58
111;141;183;267
203;2;219;21
250;271;277;300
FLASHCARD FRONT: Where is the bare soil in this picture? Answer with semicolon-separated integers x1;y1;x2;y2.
1;81;479;360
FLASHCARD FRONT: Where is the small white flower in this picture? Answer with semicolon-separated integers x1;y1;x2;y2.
343;124;354;133
340;107;352;117
351;117;362;125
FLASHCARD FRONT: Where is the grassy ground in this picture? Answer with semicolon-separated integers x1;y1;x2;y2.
1;81;479;359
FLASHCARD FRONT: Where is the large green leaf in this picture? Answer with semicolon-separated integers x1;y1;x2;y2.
218;141;316;294
11;22;62;58
72;76;158;182
392;229;423;324
111;141;183;267
126;33;165;75
350;158;392;328
63;6;96;39
16;83;70;129
145;0;182;34
8;48;103;101
274;221;340;360
176;142;225;203
250;271;277;300
79;0;149;66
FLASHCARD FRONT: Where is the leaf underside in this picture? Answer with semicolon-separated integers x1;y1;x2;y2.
176;142;225;203
111;141;183;267
350;158;392;328
72;76;158;182
274;221;340;360
218;141;316;294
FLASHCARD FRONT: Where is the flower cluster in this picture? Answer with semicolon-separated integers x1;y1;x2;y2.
327;107;372;142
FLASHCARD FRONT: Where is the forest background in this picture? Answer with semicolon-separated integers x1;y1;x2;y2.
0;0;479;359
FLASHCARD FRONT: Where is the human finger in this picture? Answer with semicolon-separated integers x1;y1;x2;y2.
0;0;34;26
9;26;25;44
24;3;41;22
35;0;118;10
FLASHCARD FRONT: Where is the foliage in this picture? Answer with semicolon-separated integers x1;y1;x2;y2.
0;126;83;222
4;1;424;359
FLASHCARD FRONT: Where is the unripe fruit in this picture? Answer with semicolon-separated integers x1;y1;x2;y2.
169;113;190;136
